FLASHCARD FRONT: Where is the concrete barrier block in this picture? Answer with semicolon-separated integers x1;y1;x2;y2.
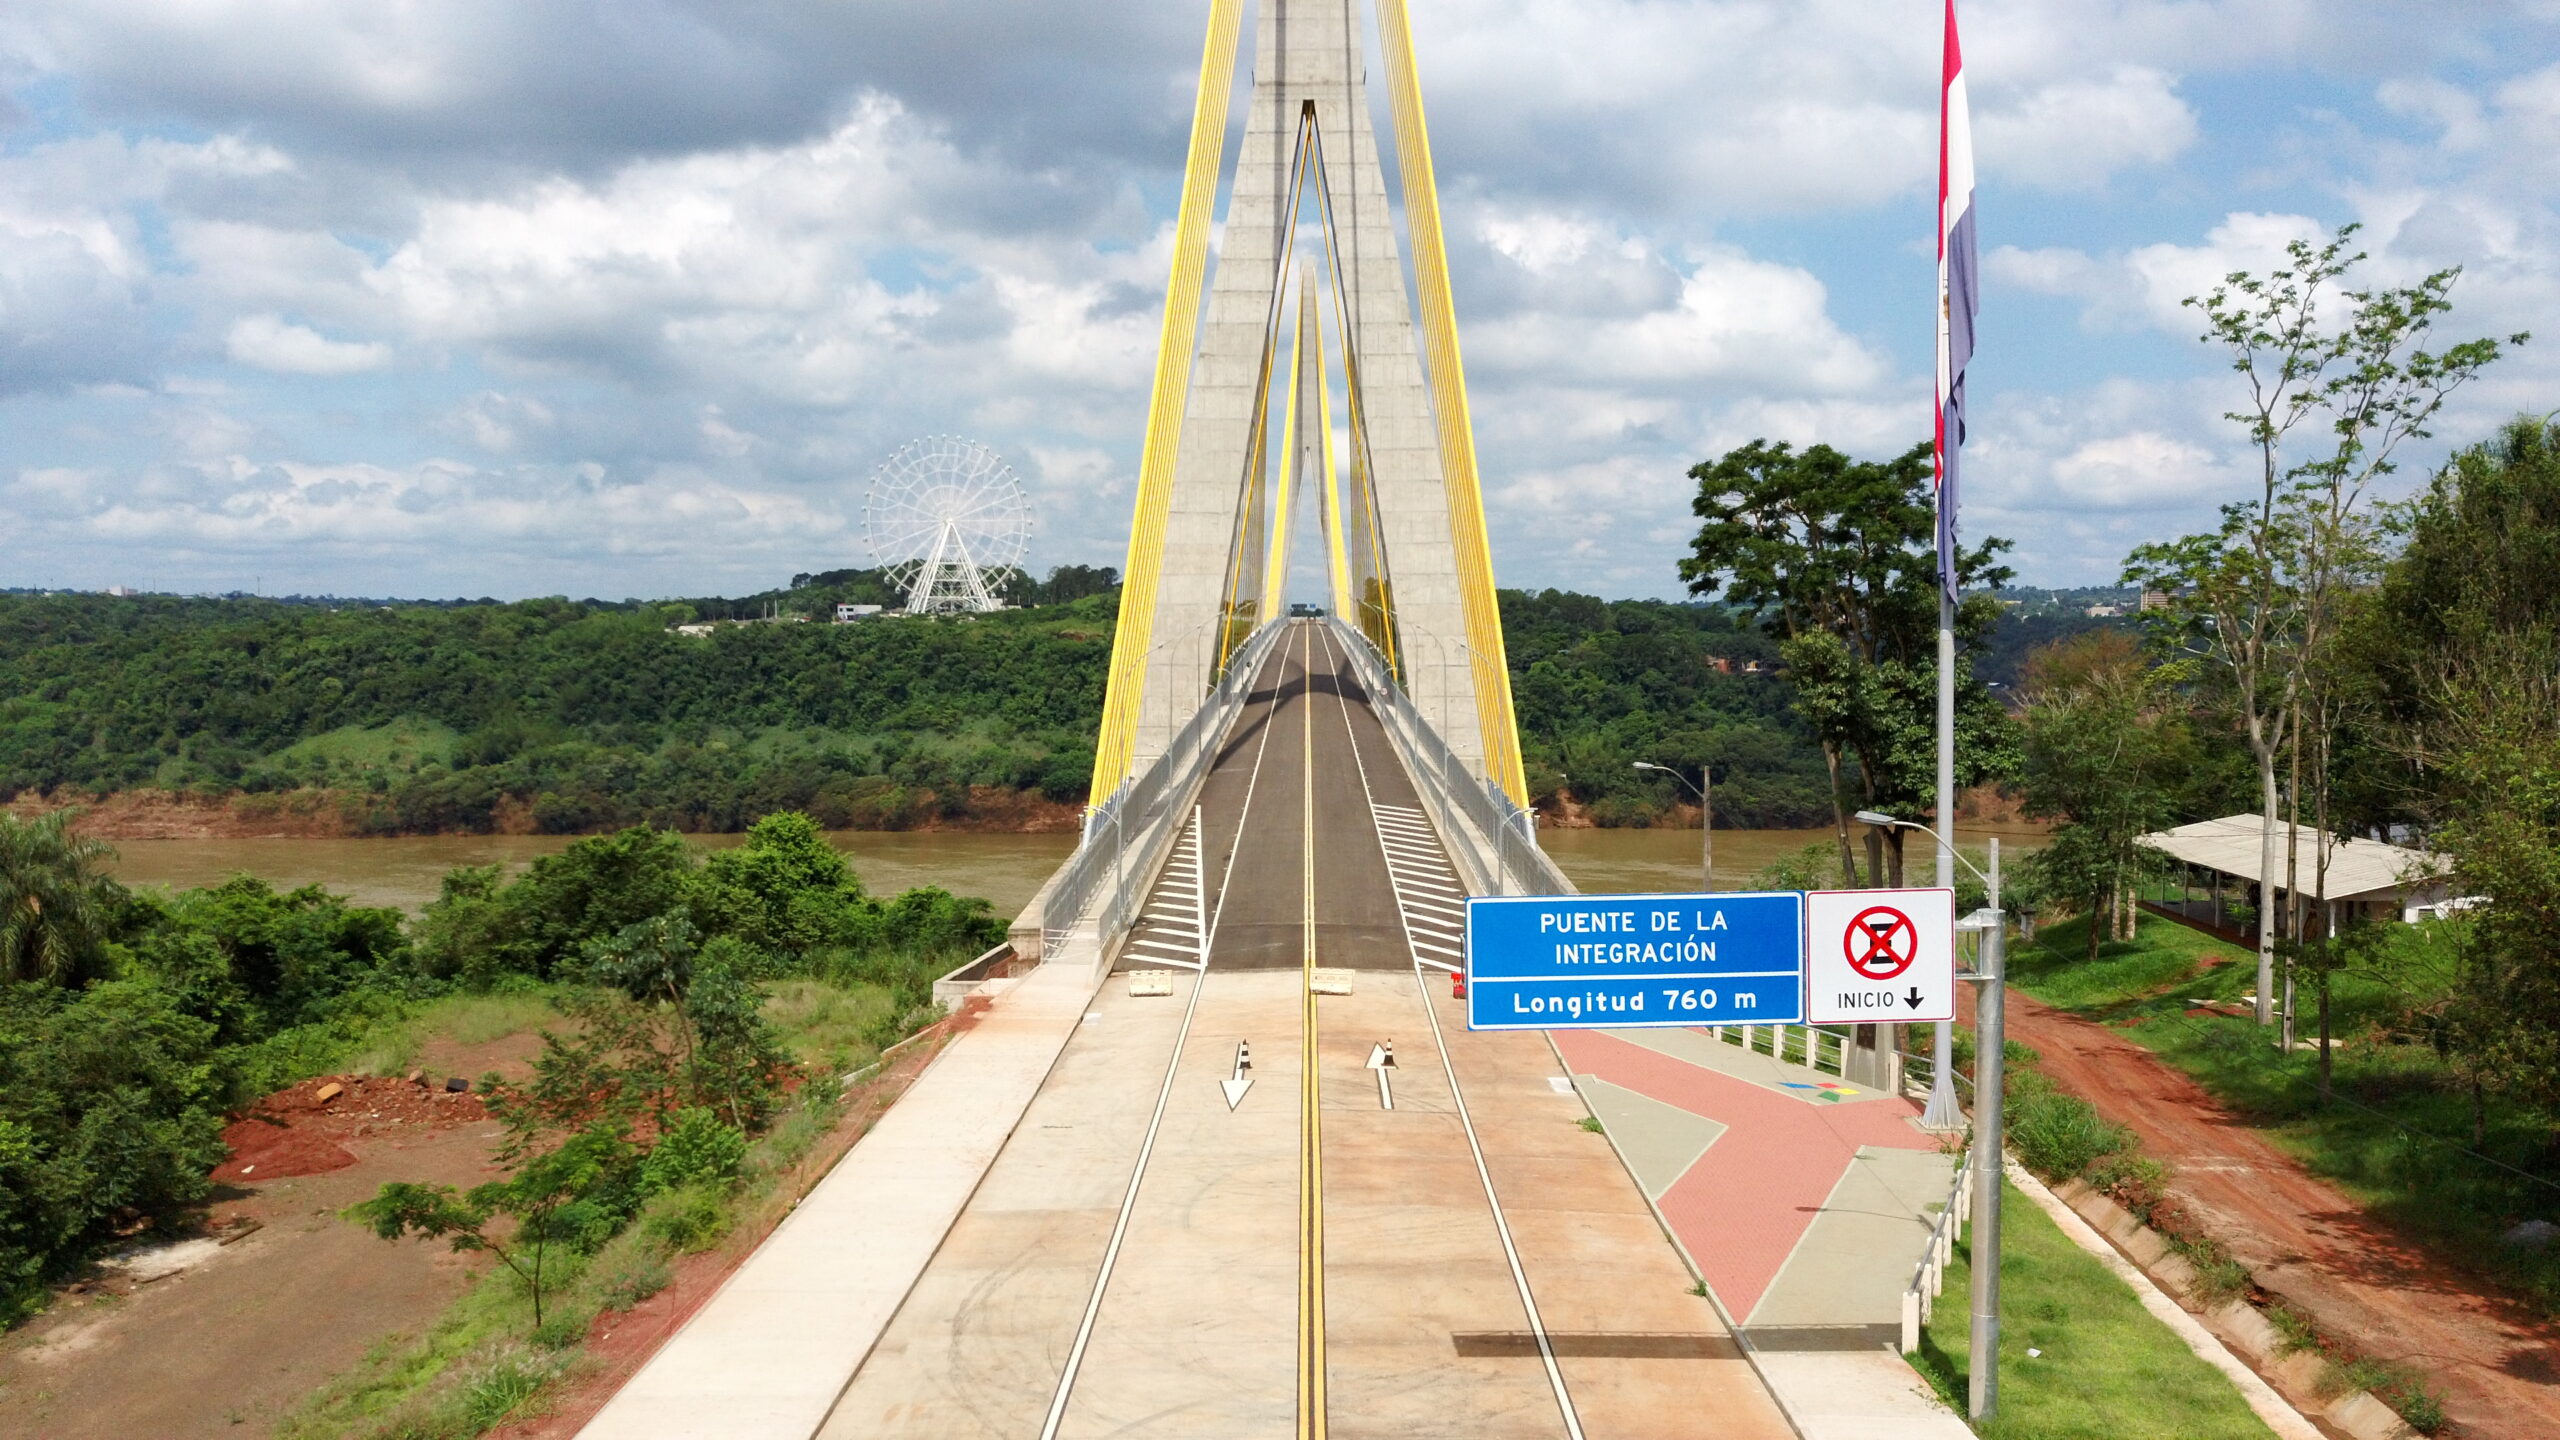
2207;1301;2284;1363
2119;1223;2172;1269
2146;1252;2200;1305
2324;1388;2418;1440
2266;1350;2328;1404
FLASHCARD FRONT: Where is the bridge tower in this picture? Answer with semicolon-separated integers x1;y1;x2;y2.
1089;0;1527;807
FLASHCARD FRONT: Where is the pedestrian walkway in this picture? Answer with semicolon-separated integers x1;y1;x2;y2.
1553;1026;1954;1346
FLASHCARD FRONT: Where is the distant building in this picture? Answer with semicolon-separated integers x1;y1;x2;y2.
673;622;717;637
2136;814;2461;944
2138;588;2171;612
2084;602;2125;618
1705;656;1734;675
834;603;884;623
105;585;138;597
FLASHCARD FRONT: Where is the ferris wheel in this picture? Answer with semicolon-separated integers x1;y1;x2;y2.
864;435;1032;614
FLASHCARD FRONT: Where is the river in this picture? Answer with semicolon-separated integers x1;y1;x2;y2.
101;822;2048;918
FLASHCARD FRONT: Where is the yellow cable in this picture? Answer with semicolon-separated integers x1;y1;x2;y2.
1088;0;1245;805
1374;0;1528;803
1314;286;1354;623
1261;273;1304;615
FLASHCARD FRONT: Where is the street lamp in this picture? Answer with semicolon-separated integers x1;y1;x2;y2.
1633;761;1712;891
1857;806;2009;1422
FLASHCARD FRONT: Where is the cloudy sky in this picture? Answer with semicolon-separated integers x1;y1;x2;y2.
4;0;2557;601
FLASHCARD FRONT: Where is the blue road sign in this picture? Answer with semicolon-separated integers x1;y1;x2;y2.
1463;891;1806;1031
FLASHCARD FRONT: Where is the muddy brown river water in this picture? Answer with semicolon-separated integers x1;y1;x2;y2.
102;823;2048;917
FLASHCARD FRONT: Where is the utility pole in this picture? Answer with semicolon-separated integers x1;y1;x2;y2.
1701;764;1714;891
1968;912;2007;1420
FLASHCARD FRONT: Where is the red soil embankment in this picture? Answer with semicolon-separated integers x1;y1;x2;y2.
1994;989;2560;1438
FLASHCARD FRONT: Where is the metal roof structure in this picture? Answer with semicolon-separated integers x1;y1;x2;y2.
2137;814;2448;901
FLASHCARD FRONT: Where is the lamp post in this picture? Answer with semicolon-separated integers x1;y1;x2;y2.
1855;808;2008;1421
1633;761;1712;891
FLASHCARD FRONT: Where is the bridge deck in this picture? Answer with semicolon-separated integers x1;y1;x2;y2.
816;622;1793;1439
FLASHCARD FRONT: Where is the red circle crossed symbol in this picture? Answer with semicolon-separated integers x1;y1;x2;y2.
1844;906;1919;981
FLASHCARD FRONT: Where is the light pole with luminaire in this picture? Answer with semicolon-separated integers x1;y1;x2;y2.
1855;806;2007;1420
1632;761;1711;891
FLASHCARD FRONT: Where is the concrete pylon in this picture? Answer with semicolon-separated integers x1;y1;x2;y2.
1091;0;1526;806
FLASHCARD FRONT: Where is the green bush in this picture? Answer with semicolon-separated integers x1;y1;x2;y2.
642;1183;730;1255
0;979;229;1324
2006;1074;2132;1181
642;1109;747;1194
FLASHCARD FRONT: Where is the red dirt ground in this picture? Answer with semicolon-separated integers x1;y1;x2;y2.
212;1074;493;1184
1996;989;2560;1439
0;1071;507;1440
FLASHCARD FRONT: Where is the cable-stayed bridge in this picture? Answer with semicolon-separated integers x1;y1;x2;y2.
569;5;1892;1436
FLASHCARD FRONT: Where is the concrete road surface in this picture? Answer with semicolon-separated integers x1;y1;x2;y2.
819;623;1794;1440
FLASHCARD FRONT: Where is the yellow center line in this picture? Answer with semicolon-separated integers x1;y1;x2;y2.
1297;623;1328;1440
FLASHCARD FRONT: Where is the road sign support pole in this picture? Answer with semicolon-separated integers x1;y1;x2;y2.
1967;916;2005;1421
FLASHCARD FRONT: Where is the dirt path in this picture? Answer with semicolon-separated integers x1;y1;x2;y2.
2000;991;2560;1439
0;1098;506;1439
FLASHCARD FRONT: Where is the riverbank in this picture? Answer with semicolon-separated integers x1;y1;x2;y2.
10;785;1086;841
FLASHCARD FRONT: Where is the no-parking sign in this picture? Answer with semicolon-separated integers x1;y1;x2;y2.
1804;888;1955;1024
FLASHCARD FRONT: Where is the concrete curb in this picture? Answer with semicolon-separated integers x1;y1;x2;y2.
2043;1179;2419;1440
574;950;1108;1440
2013;1163;2325;1440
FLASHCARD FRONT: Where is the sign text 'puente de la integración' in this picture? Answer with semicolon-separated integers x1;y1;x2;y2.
568;5;1958;1438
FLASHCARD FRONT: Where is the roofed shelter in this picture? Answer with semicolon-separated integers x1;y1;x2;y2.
2135;814;2457;945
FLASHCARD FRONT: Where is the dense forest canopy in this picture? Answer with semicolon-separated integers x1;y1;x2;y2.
0;570;2122;834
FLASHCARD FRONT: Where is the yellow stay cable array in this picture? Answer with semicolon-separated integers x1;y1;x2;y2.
1260;272;1307;617
1374;0;1529;804
1088;0;1245;805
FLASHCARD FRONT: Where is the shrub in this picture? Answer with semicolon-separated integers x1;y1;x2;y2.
598;1253;672;1312
2005;1074;2132;1181
642;1183;729;1254
641;1109;747;1195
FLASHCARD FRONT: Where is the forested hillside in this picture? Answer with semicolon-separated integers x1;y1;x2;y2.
0;578;2083;834
0;586;1112;833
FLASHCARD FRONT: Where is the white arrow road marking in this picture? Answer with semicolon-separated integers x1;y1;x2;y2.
1222;1040;1254;1110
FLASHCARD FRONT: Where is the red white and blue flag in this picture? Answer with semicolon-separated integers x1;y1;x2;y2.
1935;0;1978;597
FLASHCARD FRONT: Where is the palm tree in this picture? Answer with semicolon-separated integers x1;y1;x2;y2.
0;811;117;985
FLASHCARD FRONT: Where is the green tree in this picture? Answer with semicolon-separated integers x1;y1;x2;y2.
2351;418;2560;1124
352;1123;642;1329
695;811;865;956
1681;439;2015;883
0;812;117;986
0;980;229;1323
2127;223;2517;1027
2017;633;2191;960
506;829;698;979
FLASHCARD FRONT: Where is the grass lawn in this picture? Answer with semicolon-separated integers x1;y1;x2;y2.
2006;911;2560;1316
1912;1177;2279;1440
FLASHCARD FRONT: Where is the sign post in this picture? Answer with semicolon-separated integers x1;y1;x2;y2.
1804;888;1955;1025
1464;892;1804;1031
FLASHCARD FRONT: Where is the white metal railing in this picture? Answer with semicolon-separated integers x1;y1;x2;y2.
1040;623;1286;959
1321;618;1569;897
1902;1144;1977;1353
1706;1022;1850;1077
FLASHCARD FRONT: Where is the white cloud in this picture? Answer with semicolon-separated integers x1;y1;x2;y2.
224;314;392;374
1975;67;2198;191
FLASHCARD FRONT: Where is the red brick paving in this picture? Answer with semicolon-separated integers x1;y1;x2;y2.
1553;1029;1940;1318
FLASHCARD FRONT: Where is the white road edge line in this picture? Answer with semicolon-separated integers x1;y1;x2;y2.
1038;637;1292;1440
1314;626;1584;1440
